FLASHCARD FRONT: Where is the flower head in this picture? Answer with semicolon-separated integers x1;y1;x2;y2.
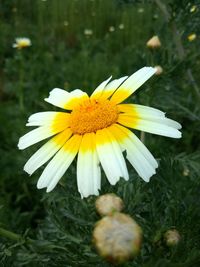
146;36;161;48
13;37;31;49
18;67;181;197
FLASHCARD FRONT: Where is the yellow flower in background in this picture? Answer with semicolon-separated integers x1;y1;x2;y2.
146;36;161;48
190;5;197;13
187;33;196;42
13;37;31;49
18;67;181;198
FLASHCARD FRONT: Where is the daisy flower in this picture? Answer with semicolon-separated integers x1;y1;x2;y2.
18;67;181;198
13;38;31;49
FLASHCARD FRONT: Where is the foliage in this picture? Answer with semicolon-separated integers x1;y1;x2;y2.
0;0;200;266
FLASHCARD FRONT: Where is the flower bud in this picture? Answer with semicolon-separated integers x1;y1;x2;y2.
146;35;161;48
95;193;123;216
164;229;181;247
93;213;142;263
154;65;163;75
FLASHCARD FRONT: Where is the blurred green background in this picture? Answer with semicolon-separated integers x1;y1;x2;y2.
0;0;200;266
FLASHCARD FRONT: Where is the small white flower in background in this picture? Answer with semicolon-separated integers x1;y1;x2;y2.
119;24;125;30
13;38;31;49
63;21;69;27
153;14;159;19
154;65;163;75
84;29;93;36
109;26;115;32
146;35;161;48
183;167;189;176
138;8;144;13
18;67;182;198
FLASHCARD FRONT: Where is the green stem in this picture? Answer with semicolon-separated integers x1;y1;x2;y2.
154;0;200;100
140;131;145;144
0;227;36;247
18;51;24;111
0;227;23;242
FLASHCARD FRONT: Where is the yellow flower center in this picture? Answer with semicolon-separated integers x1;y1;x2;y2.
69;99;118;134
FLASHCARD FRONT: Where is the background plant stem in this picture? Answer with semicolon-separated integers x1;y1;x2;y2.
154;0;200;100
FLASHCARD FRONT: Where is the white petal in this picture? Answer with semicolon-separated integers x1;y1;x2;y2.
111;67;156;104
26;112;61;126
100;76;128;99
95;128;129;185
141;117;182;130
77;133;100;198
129;133;158;169
110;124;157;182
45;88;89;110
120;105;181;130
37;135;82;192
24;129;72;175
135;120;182;138
18;126;56;150
126;143;156;182
105;76;128;89
118;104;165;117
90;76;112;99
45;88;69;107
118;114;182;138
